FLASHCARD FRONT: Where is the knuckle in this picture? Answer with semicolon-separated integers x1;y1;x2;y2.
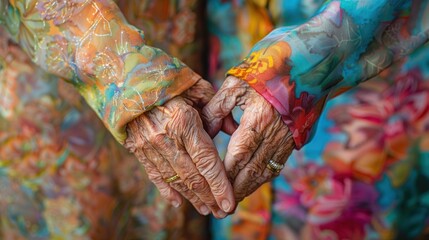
226;150;252;178
187;105;200;117
201;105;214;119
148;133;166;144
236;157;249;170
170;110;202;137
177;189;202;207
184;174;207;193
240;129;261;147
195;155;218;175
193;159;228;197
179;103;199;119
211;180;228;196
243;164;262;179
227;155;248;177
228;147;247;160
170;182;188;193
205;171;228;196
227;158;246;180
147;171;163;183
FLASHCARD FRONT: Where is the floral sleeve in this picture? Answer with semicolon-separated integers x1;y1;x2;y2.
227;0;429;149
0;0;201;143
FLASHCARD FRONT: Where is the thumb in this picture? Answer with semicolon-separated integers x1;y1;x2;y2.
202;76;247;138
182;79;216;108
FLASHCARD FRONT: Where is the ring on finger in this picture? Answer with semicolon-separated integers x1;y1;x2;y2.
164;174;180;183
266;159;284;174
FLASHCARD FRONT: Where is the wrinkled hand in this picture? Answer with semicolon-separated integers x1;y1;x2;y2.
125;79;235;218
203;76;295;203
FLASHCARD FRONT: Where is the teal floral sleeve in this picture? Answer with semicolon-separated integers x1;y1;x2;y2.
0;0;201;143
228;0;429;148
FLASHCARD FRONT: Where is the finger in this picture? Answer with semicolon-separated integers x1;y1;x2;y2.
125;117;184;207
231;137;274;202
237;139;293;201
137;152;183;208
202;76;248;137
170;151;228;218
182;79;216;108
221;113;239;135
180;113;236;214
223;108;263;181
233;126;294;202
153;136;228;218
142;142;211;216
169;177;213;216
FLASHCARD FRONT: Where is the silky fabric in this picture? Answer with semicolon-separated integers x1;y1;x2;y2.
1;0;429;239
210;0;429;239
0;1;207;239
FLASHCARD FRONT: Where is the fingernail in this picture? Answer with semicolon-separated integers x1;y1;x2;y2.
199;206;210;215
221;199;231;212
217;210;227;219
172;201;180;208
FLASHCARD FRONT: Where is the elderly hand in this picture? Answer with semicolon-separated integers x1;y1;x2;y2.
125;79;235;218
203;76;295;203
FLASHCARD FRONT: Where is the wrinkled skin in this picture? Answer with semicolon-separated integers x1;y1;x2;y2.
125;79;235;218
203;76;295;203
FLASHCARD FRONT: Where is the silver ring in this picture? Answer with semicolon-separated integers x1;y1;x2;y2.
266;159;284;174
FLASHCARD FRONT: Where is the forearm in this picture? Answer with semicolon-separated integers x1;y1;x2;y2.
228;0;429;148
1;0;200;143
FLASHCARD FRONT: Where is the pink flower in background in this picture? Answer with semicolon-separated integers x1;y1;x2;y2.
275;163;377;239
324;69;429;182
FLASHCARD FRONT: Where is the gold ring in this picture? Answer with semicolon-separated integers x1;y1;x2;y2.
266;159;284;174
164;174;180;183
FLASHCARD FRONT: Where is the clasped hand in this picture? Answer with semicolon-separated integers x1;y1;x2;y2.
125;76;295;218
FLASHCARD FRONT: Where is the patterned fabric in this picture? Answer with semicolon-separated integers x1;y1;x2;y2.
116;0;206;75
2;0;429;239
0;1;207;239
211;1;429;239
0;31;207;239
1;0;200;143
228;0;429;148
269;55;429;240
